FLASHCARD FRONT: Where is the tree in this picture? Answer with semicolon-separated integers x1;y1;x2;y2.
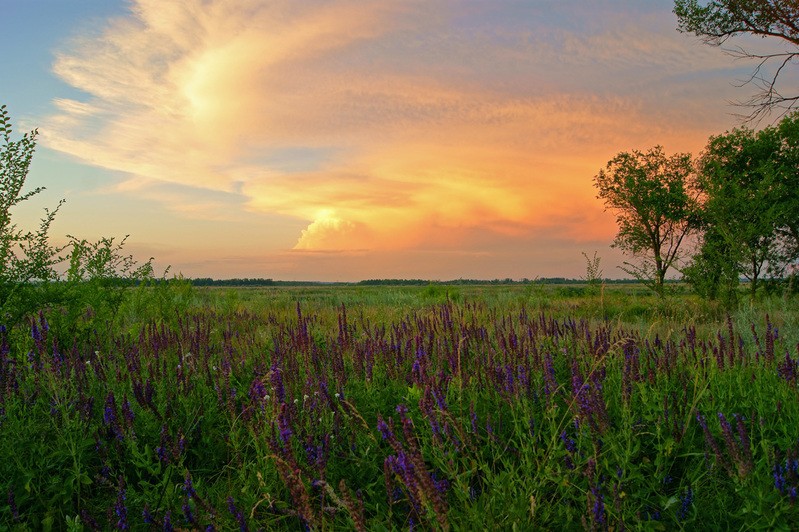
773;111;799;260
689;112;799;297
0;105;158;327
594;146;699;296
0;104;65;321
674;0;799;122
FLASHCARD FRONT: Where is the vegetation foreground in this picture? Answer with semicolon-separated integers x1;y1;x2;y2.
0;284;798;530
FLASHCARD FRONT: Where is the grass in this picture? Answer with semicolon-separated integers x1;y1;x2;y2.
0;282;798;530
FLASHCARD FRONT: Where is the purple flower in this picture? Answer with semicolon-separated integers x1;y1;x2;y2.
31;322;41;343
121;396;135;426
774;462;786;492
182;501;195;525
560;431;577;453
277;403;292;444
184;471;197;498
103;392;117;425
7;489;18;520
591;484;605;526
270;363;285;403
678;487;693;521
227;496;248;532
114;478;128;530
377;415;393;441
178;430;187;454
543;352;558;397
469;403;478;434
142;506;155;525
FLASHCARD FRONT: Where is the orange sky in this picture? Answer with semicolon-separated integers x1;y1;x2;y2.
4;0;765;280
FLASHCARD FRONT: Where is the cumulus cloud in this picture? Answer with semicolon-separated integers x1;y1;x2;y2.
40;0;743;275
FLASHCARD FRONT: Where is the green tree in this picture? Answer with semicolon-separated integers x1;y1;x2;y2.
0;105;159;328
594;146;699;296
689;113;799;297
0;105;65;323
773;112;799;260
674;0;799;121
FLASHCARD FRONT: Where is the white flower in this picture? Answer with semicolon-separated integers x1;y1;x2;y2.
334;393;341;399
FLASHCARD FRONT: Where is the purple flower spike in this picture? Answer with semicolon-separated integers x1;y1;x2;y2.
7;489;19;521
377;415;393;441
591;484;605;526
227;496;248;532
184;471;197;498
678;487;693;521
114;478;128;530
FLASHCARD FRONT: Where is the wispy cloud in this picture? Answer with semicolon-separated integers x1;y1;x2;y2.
39;0;744;277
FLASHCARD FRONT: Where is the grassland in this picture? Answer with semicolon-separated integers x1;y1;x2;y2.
1;282;798;530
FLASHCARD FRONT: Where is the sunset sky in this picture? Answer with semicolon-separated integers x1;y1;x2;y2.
1;0;764;281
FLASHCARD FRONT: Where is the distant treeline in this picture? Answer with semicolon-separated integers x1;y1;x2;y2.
186;277;650;287
357;278;660;285
190;278;278;286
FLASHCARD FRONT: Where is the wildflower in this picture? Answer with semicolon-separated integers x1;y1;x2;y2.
7;489;19;521
114;478;128;530
560;431;577;453
678;487;693;521
591;484;605;527
103;392;117;426
104;392;124;441
377;415;393;441
270;363;285;403
142;506;155;525
774;462;786;492
163;510;173;532
184;471;197;498
121;396;135;426
182;501;195;525
469;402;478;434
227;496;248;532
278;403;293;444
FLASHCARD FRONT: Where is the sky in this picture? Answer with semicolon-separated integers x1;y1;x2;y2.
0;0;766;281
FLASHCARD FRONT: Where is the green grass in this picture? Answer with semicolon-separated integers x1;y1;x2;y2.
1;283;798;530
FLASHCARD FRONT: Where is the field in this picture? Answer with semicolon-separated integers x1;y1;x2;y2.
1;282;799;530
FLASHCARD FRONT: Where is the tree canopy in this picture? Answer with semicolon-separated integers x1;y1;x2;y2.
593;146;699;295
674;0;799;121
686;112;799;299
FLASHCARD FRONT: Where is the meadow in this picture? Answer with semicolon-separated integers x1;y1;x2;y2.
1;281;798;530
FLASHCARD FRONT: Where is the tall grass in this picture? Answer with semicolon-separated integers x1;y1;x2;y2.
1;284;797;529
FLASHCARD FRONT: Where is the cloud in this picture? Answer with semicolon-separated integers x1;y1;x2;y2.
40;0;742;274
